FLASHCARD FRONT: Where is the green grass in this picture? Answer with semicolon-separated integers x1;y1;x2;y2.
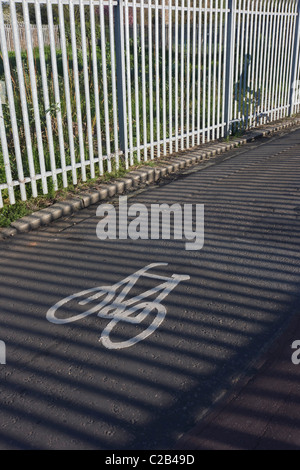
0;202;31;227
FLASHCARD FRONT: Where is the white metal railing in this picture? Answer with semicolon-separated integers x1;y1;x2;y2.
0;0;300;208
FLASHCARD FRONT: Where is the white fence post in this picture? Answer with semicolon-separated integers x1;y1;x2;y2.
114;0;128;166
289;0;300;116
224;0;236;137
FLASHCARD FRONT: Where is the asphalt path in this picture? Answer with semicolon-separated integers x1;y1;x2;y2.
0;128;300;449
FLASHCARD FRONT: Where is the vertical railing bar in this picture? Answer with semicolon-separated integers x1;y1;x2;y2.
256;0;264;125
237;0;245;131
233;0;241;132
155;0;161;157
117;0;129;167
248;0;256;126
252;0;261;126
10;0;38;196
148;0;154;159
57;0;77;185
288;0;296;114
109;0;120;169
269;0;280;121
295;0;300;115
289;0;300;116
140;0;148;161
221;0;228;138
245;0;254;127
241;0;249;129
268;0;277;119
296;0;300;115
278;0;287;118
0;1;26;200
197;0;202;144
185;0;191;149
279;0;290;118
280;0;289;118
260;0;270;123
174;0;179;153
132;0;141;162
260;0;268;121
206;0;212;141
124;0;134;165
216;0;222;138
99;0;112;171
240;0;246;128
289;2;299;113
80;0;95;178
169;0;173;154
34;0;58;190
162;0;167;155
0;99;15;205
47;0;68;187
264;0;274;121
191;0;197;147
23;0;48;194
224;0;236;136
212;0;217;140
180;0;185;149
252;0;259;123
69;0;86;180
273;1;284;121
90;0;104;175
203;0;207;143
286;1;298;115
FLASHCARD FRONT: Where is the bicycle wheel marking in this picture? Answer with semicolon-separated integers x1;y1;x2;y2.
46;263;190;349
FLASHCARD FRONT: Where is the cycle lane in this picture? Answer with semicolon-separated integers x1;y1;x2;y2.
0;129;299;449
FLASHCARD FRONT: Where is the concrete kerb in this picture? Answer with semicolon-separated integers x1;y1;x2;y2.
1;118;300;240
115;177;134;191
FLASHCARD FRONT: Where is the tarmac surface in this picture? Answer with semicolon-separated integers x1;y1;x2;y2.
0;126;300;450
176;306;300;450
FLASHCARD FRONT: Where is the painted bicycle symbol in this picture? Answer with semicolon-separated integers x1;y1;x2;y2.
46;263;190;349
